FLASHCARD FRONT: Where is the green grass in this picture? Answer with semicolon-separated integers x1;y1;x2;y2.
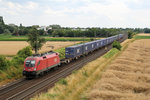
58;78;68;85
0;34;96;41
134;36;150;39
103;48;119;58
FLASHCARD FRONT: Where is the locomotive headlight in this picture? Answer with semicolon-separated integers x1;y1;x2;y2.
34;68;36;71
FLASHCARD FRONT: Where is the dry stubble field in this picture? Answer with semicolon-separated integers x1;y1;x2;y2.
88;39;150;100
0;41;79;55
137;33;150;36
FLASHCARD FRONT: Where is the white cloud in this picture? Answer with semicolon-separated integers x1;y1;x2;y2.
45;7;65;16
0;0;150;28
26;1;39;9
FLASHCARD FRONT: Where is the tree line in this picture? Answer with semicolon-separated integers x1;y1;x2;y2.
0;16;150;37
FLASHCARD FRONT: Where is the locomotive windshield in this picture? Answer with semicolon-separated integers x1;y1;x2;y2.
25;60;35;67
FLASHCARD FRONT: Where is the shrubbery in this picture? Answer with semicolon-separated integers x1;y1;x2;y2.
0;55;10;70
112;41;122;50
11;56;25;67
54;48;65;59
11;46;32;67
0;46;32;70
0;46;32;82
128;31;137;39
17;46;32;58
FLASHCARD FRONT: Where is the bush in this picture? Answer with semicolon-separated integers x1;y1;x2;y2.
11;46;32;67
54;48;65;59
112;41;122;50
128;31;136;39
11;56;24;67
0;55;10;70
17;46;32;59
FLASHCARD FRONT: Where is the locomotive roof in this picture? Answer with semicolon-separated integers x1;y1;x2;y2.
30;51;56;57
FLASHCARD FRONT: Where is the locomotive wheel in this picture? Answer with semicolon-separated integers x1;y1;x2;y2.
40;72;44;76
54;66;59;70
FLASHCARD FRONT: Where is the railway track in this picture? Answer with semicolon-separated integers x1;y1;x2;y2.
0;35;127;100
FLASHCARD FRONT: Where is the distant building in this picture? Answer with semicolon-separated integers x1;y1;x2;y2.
37;26;47;31
37;26;52;31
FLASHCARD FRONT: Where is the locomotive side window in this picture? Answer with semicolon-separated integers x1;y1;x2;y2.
25;60;35;67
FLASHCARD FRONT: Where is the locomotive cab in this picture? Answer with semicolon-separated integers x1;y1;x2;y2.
23;58;39;77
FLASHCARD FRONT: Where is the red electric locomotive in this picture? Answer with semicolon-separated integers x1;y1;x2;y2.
23;51;60;78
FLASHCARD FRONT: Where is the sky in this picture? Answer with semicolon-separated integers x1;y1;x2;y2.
0;0;150;28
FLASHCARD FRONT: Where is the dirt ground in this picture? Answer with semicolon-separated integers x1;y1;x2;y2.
0;41;79;55
137;33;150;36
88;39;150;100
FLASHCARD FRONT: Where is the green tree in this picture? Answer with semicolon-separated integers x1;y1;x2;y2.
39;29;45;35
27;28;46;54
112;40;122;50
4;29;11;34
0;24;4;34
49;24;61;29
0;16;5;25
128;31;134;39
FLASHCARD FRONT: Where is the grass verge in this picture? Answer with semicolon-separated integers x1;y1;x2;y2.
0;65;23;86
31;39;133;100
134;35;150;39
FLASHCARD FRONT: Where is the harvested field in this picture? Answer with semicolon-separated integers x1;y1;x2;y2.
137;33;150;36
0;41;79;55
87;39;150;100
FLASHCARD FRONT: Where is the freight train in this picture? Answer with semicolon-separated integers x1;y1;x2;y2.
23;34;124;78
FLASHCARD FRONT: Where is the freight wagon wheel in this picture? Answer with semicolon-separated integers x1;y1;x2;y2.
67;59;70;63
75;57;78;60
58;64;61;67
105;47;107;51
